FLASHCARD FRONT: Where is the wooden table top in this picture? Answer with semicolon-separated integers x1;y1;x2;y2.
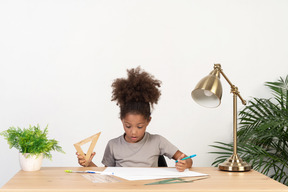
1;167;288;192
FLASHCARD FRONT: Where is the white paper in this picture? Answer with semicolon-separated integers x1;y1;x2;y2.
82;174;121;183
101;167;208;181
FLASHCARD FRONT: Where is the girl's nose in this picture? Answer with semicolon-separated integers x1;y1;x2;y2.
131;127;137;134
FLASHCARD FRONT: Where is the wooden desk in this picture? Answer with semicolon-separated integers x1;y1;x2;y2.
1;167;287;192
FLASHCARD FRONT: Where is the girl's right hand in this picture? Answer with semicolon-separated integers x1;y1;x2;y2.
76;152;96;167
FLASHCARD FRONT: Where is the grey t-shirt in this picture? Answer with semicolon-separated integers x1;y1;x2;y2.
101;132;178;167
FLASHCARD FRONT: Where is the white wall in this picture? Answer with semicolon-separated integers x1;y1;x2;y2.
1;0;288;187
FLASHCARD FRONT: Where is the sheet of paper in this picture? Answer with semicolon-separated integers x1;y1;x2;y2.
102;167;208;181
82;174;121;183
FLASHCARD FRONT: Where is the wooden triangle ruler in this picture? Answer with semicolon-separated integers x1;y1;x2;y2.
74;132;101;167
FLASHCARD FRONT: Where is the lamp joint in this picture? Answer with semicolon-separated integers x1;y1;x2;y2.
214;64;222;71
231;85;239;95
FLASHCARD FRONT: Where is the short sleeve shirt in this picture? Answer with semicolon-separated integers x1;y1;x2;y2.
101;132;178;167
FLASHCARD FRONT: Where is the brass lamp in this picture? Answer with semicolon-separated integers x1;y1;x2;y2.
191;64;252;172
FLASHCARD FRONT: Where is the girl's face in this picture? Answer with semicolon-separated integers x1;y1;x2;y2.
122;113;151;143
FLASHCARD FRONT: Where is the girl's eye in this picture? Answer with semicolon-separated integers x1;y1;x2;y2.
137;126;143;129
126;125;131;128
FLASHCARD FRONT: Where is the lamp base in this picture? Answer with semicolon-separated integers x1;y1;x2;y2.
218;154;252;172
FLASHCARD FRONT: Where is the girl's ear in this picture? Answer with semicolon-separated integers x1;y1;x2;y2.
147;116;152;124
121;118;125;125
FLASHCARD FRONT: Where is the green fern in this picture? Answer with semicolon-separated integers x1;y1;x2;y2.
0;124;65;159
210;75;288;185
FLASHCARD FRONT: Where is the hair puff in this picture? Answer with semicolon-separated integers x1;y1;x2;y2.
111;66;161;108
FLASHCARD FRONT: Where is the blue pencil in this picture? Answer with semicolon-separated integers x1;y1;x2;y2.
175;154;196;163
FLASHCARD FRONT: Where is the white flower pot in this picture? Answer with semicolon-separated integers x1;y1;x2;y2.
19;153;43;171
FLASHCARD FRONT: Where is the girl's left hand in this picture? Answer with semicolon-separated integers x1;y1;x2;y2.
175;154;188;172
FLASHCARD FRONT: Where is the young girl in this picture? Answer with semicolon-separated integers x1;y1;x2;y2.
77;67;192;172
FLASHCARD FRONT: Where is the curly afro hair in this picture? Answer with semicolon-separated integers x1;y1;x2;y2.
111;66;161;120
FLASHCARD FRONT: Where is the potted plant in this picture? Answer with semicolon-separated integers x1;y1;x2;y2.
0;124;65;171
210;75;288;185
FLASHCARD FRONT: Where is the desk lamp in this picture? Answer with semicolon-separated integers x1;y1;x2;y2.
191;64;252;172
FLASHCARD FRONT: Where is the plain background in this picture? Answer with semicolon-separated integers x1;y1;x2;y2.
1;0;288;187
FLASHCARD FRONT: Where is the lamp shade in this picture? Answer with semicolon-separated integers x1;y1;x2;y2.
191;69;222;108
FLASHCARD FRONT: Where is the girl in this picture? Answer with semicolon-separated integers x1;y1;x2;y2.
77;67;192;172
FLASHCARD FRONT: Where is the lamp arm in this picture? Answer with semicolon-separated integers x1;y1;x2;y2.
214;64;246;105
